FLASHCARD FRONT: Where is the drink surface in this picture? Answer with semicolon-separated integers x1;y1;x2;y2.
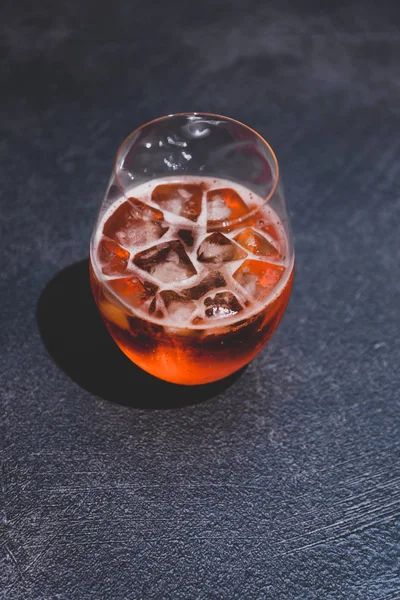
90;176;294;384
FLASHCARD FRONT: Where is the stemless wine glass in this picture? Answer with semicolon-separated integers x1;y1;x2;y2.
89;113;294;385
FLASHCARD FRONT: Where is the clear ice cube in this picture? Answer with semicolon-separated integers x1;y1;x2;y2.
160;290;197;322
253;214;280;243
233;259;285;300
197;232;247;264
103;200;168;249
206;188;249;228
108;275;158;308
234;227;281;260
204;291;243;319
182;270;227;300
97;236;130;276
128;197;164;221
177;229;195;247
99;300;130;330
133;240;197;284
152;184;203;222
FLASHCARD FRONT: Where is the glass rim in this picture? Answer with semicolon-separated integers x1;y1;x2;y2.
113;112;280;211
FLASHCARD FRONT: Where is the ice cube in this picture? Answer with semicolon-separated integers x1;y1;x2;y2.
177;229;195;247
234;227;281;260
97;236;130;275
108;275;158;308
160;290;197;322
197;232;247;264
233;259;285;300
152;184;202;222
207;188;249;228
206;194;231;222
128;197;164;221
182;271;226;300
254;216;280;242
99;300;130;330
103;200;168;248
204;291;243;318
133;240;197;284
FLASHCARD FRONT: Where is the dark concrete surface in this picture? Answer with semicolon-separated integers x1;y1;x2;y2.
1;1;399;598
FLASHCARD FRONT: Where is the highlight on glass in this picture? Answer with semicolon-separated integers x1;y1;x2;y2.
89;113;295;385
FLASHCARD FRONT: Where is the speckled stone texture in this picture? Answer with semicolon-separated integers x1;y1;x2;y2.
1;1;400;598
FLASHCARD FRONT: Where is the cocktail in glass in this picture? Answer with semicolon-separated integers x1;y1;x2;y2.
89;113;294;385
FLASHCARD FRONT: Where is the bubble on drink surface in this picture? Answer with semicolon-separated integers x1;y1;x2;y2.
108;276;158;308
206;188;249;228
182;270;227;301
177;229;195;247
204;291;243;319
152;184;203;222
160;290;197;322
197;232;247;264
233;259;285;300
103;200;168;249
97;236;130;276
234;227;281;260
133;240;197;284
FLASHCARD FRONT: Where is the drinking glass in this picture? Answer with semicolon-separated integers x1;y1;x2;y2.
89;113;294;385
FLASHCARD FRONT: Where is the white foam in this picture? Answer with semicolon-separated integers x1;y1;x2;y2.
91;175;294;329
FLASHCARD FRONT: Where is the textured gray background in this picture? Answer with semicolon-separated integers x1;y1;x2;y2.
1;1;400;598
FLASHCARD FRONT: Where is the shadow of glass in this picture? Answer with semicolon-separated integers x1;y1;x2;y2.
36;260;246;410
